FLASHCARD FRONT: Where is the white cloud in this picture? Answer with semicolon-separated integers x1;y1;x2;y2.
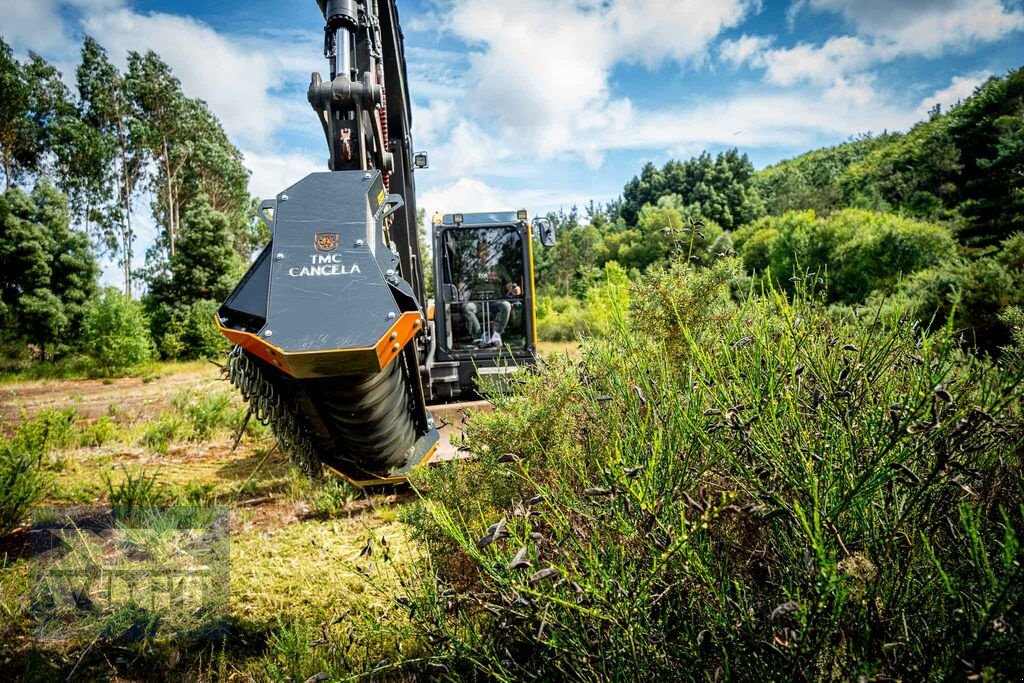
874;0;1024;57
417;177;600;231
0;0;124;55
824;74;881;108
757;36;875;86
735;0;1023;92
406;46;466;101
720;34;775;69
412;99;458;148
80;9;320;145
919;71;993;114
443;0;759;160
607;0;758;67
241;149;325;199
805;0;1023;55
613;88;917;153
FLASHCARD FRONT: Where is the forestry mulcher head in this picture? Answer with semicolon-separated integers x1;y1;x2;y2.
216;170;439;485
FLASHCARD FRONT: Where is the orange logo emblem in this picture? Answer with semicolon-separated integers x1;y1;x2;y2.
314;232;339;252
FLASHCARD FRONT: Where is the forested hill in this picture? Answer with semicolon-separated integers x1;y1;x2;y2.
533;67;1023;351
758;66;1024;247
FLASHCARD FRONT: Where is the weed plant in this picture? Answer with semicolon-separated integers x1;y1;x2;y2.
0;409;76;535
385;257;1023;681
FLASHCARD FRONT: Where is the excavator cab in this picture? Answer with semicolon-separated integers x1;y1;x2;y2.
424;212;546;400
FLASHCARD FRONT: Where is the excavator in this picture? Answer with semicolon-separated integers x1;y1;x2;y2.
215;0;555;486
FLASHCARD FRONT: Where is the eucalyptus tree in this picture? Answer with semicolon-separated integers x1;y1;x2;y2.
0;39;70;190
127;50;191;259
76;36;146;297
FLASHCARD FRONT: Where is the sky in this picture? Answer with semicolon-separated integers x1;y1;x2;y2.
1;0;1023;286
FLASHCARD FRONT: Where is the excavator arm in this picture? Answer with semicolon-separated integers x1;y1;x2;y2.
216;0;438;485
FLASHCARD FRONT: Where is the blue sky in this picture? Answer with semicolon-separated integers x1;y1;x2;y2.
1;0;1023;285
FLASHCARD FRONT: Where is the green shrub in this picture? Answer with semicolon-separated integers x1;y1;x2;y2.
77;416;121;448
389;258;1024;681
879;255;1022;352
172;388;243;440
735;209;956;303
536;263;631;342
81;288;155;374
310;479;360;518
103;466;165;521
828;210;957;302
158;299;229;360
536;299;590;341
16;407;78;453
0;410;71;534
998;232;1024;273
0;441;47;535
140;414;187;455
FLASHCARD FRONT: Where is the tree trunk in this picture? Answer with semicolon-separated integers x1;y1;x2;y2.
118;129;134;299
163;138;175;257
2;153;11;191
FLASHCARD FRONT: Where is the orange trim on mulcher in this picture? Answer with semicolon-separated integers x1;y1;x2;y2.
215;311;424;379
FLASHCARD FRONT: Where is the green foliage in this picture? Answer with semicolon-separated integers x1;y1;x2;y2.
77;35;147;296
395;260;1024;680
310;479;361;519
81;288;155;374
137;388;243;454
148;195;243;306
756;134;897;216
77;416;121;448
0;444;46;536
103;466;165;521
171;388;242;441
0;38;72;189
760;68;1024;247
21;407;79;453
621;149;764;228
0;184;99;354
879;252;1023;351
536;262;630;341
146;195;242;359
0;409;75;534
1001;306;1024;370
156;299;228;360
139;414;187;455
736;209;957;303
828;210;957;302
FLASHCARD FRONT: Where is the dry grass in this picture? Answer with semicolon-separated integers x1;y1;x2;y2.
0;361;418;681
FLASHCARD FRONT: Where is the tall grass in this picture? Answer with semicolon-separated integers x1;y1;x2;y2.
383;257;1023;680
0;408;77;535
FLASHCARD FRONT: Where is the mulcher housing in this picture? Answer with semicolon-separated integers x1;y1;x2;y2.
217;170;439;484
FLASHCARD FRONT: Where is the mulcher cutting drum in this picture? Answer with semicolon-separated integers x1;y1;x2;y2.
216;170;439;485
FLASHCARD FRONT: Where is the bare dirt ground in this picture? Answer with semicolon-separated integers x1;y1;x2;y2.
0;364;219;423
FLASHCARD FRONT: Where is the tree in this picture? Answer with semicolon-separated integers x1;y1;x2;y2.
0;40;71;190
77;36;146;297
127;50;190;258
0;183;99;355
620;150;765;229
145;195;243;356
148;195;243;306
81;288;154;372
0;38;35;189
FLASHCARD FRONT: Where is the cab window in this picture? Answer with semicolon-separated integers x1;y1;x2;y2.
440;226;526;353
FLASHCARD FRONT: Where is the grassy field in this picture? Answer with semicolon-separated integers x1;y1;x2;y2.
1;296;1021;682
0;362;418;681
